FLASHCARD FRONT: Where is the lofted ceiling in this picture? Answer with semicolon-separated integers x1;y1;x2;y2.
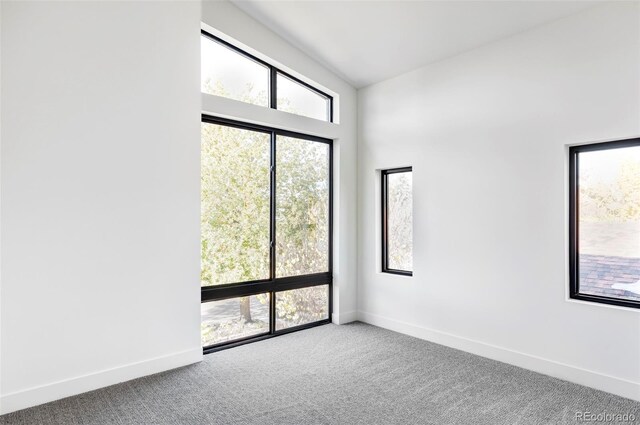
231;0;601;88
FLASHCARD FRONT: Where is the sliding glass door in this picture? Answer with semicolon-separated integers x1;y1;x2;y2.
200;116;332;352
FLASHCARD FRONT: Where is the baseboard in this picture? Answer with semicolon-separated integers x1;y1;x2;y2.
0;347;202;415
332;310;358;325
357;311;640;402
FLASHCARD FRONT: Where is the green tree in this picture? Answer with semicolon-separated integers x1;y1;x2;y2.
276;136;329;276
387;173;412;270
201;78;329;343
580;159;640;222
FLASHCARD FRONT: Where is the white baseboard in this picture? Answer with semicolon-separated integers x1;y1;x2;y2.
4;316;637;415
332;310;358;325
357;311;640;402
0;348;202;415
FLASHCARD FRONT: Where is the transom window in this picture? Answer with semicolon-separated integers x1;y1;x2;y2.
201;30;332;122
569;138;640;309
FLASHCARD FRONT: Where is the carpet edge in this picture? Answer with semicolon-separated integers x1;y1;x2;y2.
357;310;640;402
0;347;202;415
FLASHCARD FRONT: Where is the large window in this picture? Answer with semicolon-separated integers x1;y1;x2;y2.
381;167;413;276
201;31;332;122
569;138;640;309
201;117;332;352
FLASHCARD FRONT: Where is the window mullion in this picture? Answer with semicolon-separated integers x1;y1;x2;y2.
270;67;277;110
269;131;277;334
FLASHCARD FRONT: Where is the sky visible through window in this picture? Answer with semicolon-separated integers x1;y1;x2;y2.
201;34;330;121
277;73;329;121
201;36;269;106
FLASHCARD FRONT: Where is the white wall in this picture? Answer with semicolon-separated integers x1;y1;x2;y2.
1;1;202;413
358;2;640;401
0;0;3;413
0;0;358;414
201;0;359;324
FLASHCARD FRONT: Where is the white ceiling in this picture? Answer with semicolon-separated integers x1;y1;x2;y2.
231;0;601;88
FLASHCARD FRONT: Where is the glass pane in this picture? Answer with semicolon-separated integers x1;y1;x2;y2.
277;73;330;121
276;285;329;331
578;146;640;302
201;294;270;346
201;123;270;286
276;136;330;277
387;172;413;271
201;35;269;107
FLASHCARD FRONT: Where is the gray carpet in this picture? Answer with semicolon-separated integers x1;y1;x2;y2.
1;322;639;424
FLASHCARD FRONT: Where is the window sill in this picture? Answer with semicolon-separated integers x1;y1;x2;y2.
565;296;640;313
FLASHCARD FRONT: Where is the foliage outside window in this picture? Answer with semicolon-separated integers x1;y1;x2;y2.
382;168;413;275
200;121;332;348
200;30;334;351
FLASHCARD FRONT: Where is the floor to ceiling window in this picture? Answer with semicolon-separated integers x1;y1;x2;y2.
200;30;333;352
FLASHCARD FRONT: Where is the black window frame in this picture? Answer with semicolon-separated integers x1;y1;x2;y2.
569;137;640;310
201;30;333;123
381;167;413;276
201;114;333;353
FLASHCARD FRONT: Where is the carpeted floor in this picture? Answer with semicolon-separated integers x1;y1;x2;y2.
1;322;639;424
